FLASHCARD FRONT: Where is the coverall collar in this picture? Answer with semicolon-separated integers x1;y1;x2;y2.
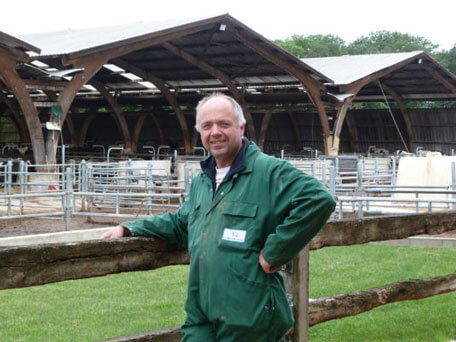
201;137;256;193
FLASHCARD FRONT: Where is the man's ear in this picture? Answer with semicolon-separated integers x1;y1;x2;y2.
240;124;246;136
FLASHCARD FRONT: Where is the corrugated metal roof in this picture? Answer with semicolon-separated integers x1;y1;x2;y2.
302;51;424;85
18;17;203;56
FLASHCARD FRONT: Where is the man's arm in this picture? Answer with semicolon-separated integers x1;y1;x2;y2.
262;162;336;269
100;198;190;244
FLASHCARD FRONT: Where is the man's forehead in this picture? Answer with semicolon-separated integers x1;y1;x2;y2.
201;97;233;111
200;98;236;119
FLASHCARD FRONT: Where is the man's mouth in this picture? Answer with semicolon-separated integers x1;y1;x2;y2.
210;140;226;146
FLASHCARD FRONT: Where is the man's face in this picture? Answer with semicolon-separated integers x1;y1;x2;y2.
198;97;245;167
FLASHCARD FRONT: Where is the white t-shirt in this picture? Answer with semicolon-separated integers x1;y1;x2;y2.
215;166;230;189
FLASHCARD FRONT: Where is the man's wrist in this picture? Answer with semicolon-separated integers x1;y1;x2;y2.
121;226;132;236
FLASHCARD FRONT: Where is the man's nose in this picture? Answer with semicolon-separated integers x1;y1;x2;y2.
210;124;221;135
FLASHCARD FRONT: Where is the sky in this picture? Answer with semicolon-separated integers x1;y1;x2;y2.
3;0;455;51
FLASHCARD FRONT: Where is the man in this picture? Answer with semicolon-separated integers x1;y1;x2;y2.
102;93;335;341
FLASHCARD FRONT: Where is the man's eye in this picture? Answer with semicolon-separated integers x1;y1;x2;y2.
220;122;230;128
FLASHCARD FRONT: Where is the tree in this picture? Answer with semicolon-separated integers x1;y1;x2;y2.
347;31;438;55
275;34;347;58
434;44;456;76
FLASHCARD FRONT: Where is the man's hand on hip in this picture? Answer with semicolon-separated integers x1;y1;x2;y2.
259;249;286;274
100;225;131;239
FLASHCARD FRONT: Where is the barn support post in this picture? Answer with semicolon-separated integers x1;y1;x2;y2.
132;114;147;152
258;110;272;150
43;53;112;164
286;105;302;152
78;116;95;148
344;112;358;153
0;49;46;165
328;94;357;155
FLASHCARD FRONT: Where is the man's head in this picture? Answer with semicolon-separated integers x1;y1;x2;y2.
195;93;246;168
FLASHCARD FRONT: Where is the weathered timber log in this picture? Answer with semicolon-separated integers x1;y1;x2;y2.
308;272;456;326
1;212;455;290
103;327;181;342
310;212;456;250
0;237;189;290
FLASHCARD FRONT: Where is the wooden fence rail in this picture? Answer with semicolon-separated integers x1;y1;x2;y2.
1;212;455;291
1;212;455;341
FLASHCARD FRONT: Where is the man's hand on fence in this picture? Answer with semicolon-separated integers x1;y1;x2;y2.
259;249;286;274
101;225;131;239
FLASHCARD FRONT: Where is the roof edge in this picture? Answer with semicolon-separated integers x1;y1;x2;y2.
0;31;41;54
63;14;231;61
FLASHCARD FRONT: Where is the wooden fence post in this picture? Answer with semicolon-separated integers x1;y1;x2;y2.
284;245;310;342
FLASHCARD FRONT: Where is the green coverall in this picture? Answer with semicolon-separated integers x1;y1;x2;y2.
123;140;336;341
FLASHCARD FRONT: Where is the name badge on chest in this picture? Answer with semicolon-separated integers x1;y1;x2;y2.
222;228;246;243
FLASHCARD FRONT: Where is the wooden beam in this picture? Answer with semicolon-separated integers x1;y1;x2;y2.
150;112;165;146
191;126;200;149
132;114;146;152
258;110;272;150
112;58;191;153
24;79;67;91
0;49;46;164
162;42;258;142
44;90;78;147
64;116;77;146
79;116;95;147
44;53;110;164
287;106;302;150
225;26;331;152
421;64;456;96
198;25;219;59
344;112;357;153
329;94;357;155
90;80;133;151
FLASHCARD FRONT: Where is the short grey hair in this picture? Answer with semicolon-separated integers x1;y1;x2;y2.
194;93;246;132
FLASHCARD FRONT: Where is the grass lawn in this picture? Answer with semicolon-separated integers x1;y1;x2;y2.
309;244;456;342
0;244;455;341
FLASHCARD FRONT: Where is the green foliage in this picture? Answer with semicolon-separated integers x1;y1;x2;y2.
275;34;347;58
275;31;443;59
434;44;456;75
347;30;439;55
